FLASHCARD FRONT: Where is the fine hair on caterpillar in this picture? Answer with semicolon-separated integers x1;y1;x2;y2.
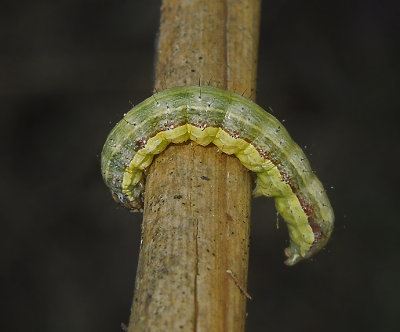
154;74;257;100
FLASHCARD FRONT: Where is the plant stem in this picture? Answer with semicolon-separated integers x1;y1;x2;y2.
128;1;261;331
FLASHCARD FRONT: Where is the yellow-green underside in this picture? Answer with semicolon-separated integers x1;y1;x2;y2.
122;124;314;258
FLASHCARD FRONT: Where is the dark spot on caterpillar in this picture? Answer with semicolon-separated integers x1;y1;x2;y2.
123;118;136;126
191;69;196;72
164;121;176;130
280;171;292;186
174;194;183;199
310;222;323;243
201;175;210;181
136;137;148;149
193;120;208;129
256;148;269;160
226;213;233;222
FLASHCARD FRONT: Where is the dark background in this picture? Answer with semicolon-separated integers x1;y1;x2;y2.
2;0;399;331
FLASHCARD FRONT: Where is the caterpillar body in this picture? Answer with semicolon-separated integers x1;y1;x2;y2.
101;86;334;265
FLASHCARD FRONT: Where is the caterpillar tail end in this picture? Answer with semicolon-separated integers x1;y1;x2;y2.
284;244;304;266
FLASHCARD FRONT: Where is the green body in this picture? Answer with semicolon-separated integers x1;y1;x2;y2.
101;86;334;265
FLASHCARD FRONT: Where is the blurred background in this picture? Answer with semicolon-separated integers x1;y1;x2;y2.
1;0;399;331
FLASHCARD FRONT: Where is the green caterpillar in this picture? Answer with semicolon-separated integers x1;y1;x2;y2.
101;86;334;265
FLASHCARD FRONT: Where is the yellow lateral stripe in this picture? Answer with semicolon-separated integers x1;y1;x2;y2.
120;124;313;257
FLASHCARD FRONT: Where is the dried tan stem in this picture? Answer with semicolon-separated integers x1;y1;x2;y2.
128;1;261;331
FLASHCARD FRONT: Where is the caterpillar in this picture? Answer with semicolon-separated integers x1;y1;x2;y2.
101;86;334;265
